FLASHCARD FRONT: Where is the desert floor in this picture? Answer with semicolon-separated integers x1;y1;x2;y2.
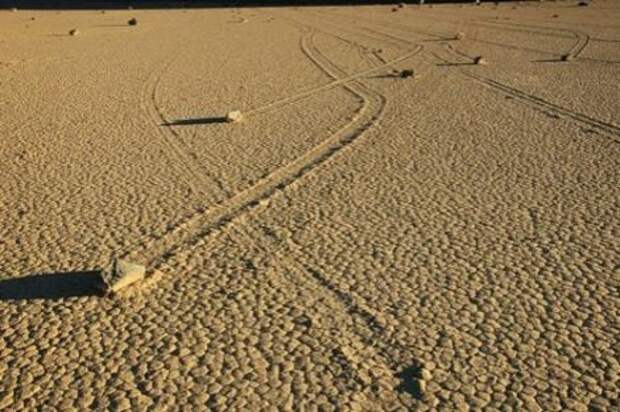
1;1;619;410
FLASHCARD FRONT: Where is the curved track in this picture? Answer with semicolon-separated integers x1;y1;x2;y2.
122;30;424;271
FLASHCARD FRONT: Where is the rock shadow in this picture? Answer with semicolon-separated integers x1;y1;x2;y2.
0;270;104;301
395;364;425;400
531;58;567;63
162;117;228;126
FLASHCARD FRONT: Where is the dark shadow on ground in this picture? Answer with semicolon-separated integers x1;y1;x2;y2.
0;270;104;301
531;58;565;63
370;68;415;79
162;117;228;126
395;364;424;400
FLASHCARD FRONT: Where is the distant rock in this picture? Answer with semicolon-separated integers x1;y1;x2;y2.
473;56;487;65
578;1;589;6
455;32;465;40
226;110;243;123
69;29;79;36
128;18;138;26
561;53;574;62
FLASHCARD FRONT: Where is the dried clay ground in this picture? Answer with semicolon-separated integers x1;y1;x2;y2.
0;1;619;410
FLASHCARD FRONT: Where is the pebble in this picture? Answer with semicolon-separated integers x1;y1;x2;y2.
226;110;243;123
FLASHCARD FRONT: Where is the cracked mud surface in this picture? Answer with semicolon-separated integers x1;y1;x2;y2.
1;2;619;411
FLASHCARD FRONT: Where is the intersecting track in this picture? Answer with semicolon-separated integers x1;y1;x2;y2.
333;24;531;212
336;8;602;62
121;30;423;273
135;13;419;199
139;24;425;406
292;13;496;208
329;10;620;143
243;42;421;117
324;13;620;195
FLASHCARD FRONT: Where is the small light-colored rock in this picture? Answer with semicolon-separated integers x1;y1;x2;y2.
474;56;487;65
101;258;146;293
226;110;243;123
455;32;465;40
561;53;574;62
69;29;79;36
